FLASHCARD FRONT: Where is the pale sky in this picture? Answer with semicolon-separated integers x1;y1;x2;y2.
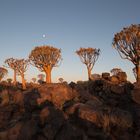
0;0;140;83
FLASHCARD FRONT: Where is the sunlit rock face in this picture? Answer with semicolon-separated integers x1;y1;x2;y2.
37;83;79;109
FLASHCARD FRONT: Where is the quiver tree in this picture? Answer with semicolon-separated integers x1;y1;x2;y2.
110;68;122;76
31;78;36;83
7;78;12;84
0;67;8;81
37;74;45;84
15;59;29;89
113;24;140;84
29;45;62;83
4;58;18;85
76;47;100;80
58;77;64;83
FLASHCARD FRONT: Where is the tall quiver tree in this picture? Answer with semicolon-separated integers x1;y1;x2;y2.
0;67;8;81
15;59;29;89
113;24;140;84
29;45;62;83
4;58;17;85
76;47;100;80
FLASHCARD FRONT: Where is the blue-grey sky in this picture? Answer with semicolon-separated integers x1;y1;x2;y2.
0;0;140;83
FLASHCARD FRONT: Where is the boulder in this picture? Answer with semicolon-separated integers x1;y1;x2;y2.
38;84;78;109
110;84;125;94
91;74;101;80
117;72;127;82
40;106;65;140
102;72;110;80
110;76;119;84
67;103;132;130
132;87;140;104
0;90;10;106
17;119;38;140
7;122;23;140
23;89;40;112
12;91;24;107
55;122;85;140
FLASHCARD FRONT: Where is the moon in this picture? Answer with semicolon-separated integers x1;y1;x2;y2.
43;34;46;38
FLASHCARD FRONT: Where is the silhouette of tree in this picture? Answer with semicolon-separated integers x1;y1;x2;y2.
31;77;36;83
0;67;8;81
110;68;122;76
58;77;64;83
113;24;140;83
4;58;18;85
7;78;12;84
37;74;45;84
38;74;45;81
76;47;100;80
14;59;29;89
29;45;62;83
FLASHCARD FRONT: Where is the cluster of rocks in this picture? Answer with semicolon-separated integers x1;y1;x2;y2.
91;71;127;84
0;79;140;140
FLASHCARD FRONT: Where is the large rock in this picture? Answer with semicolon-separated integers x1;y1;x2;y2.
7;122;23;140
110;75;119;84
55;122;86;140
132;87;140;104
38;84;78;109
12;91;24;107
117;72;127;82
0;90;10;106
91;74;101;81
17;119;38;140
110;84;125;94
23;89;40;113
67;103;133;131
102;72;110;80
40;106;65;140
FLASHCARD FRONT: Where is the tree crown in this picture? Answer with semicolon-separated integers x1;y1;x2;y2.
14;59;29;75
76;47;100;69
113;24;140;65
29;45;62;72
4;58;18;70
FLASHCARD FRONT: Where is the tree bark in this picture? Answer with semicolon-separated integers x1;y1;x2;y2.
21;73;26;89
13;70;17;85
136;65;140;84
87;67;92;81
45;66;52;83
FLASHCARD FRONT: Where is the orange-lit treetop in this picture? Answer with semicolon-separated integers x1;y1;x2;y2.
113;24;140;83
29;45;62;83
4;58;18;85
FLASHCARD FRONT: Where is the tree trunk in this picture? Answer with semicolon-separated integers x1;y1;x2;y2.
13;70;17;85
21;73;26;90
136;65;140;84
87;67;92;81
45;66;52;83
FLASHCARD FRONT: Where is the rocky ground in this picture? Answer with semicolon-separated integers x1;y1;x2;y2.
0;79;140;140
